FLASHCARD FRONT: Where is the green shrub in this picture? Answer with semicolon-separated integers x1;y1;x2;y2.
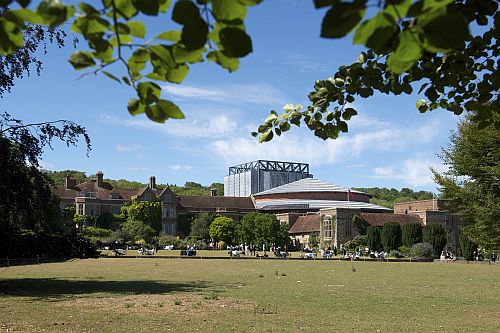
398;245;411;256
459;228;478;261
402;223;422;247
411;242;434;258
423;223;447;257
388;250;404;258
366;226;382;251
344;235;368;252
381;222;402;252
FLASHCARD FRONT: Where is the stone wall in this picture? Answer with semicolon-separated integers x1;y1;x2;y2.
423;211;463;254
319;208;361;247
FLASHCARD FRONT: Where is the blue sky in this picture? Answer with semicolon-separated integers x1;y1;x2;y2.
3;1;460;192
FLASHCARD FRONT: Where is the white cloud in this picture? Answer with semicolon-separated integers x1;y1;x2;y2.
210;120;442;167
169;164;193;172
372;158;447;187
163;83;287;106
115;144;142;152
101;114;238;139
282;52;329;73
38;160;54;170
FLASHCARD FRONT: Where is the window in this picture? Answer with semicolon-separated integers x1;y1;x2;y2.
144;192;152;201
111;193;120;199
163;223;174;235
323;216;332;239
111;206;120;215
345;220;352;236
162;206;176;218
77;204;84;215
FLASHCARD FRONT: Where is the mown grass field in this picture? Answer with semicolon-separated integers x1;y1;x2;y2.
0;259;498;332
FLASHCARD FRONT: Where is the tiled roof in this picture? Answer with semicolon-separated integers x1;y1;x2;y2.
253;178;367;196
178;195;255;210
289;214;320;234
361;213;423;227
256;199;391;211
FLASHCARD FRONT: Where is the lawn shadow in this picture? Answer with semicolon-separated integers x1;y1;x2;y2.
0;278;211;300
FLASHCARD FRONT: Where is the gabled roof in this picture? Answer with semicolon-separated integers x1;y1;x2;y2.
253;178;367;196
289;214;320;234
256;199;391;211
361;213;423;227
178;195;254;210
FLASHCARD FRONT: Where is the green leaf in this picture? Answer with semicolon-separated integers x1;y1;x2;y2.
386;30;423;74
219;27;252;58
114;0;138;19
128;98;145;116
384;0;412;21
79;3;100;15
68;51;96;70
166;64;189;84
342;107;358;120
416;99;428;113
181;18;208;50
207;51;239;72
102;71;121;83
353;12;397;49
132;0;160;15
321;2;366;39
259;130;274;143
150;44;176;69
212;0;247;21
156;99;185;119
137;81;162;104
423;12;470;51
128;48;150;73
11;9;44;24
37;1;74;26
172;0;199;25
155;30;181;41
126;21;146;38
173;45;204;63
145;99;183;122
0;19;24;55
72;16;108;38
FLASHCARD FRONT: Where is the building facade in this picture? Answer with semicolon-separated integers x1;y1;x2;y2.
224;160;312;197
55;172;253;236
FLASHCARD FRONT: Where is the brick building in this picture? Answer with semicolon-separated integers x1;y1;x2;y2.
55;172;254;236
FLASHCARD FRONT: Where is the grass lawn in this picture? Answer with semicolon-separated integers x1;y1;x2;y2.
0;259;498;332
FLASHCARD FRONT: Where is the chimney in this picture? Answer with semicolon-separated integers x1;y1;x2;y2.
65;175;75;189
96;171;103;188
210;188;217;197
149;176;156;189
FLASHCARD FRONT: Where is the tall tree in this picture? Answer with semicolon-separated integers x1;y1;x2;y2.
190;212;213;240
366;226;382;251
402;223;423;247
209;216;236;245
423;223;447;256
380;222;402;252
0;113;90;232
433;120;500;249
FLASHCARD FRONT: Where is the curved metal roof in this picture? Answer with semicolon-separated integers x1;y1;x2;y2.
253;178;367;196
255;199;391;211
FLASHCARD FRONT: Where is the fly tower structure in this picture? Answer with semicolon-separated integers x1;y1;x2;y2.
224;160;312;197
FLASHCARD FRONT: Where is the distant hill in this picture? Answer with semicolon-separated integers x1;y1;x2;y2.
43;170;224;196
352;187;434;208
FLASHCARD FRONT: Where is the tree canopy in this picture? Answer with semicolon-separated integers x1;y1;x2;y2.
433;119;500;249
1;0;497;140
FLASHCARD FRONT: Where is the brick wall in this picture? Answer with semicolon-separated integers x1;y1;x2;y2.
394;199;450;214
